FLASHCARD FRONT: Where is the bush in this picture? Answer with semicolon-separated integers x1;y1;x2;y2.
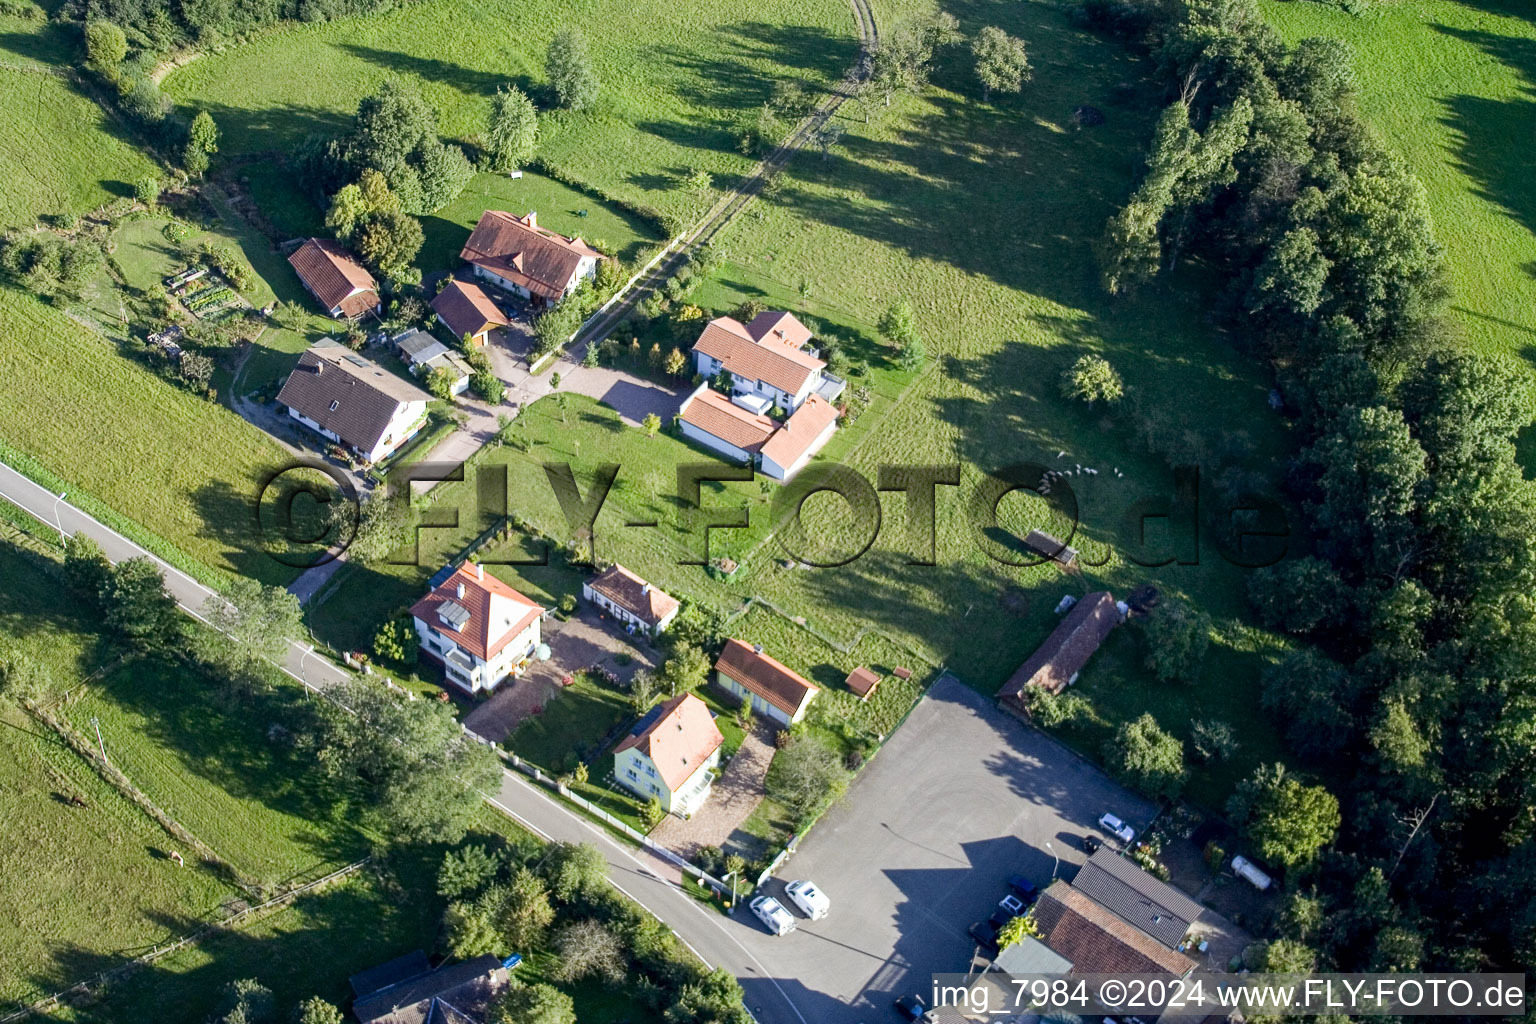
1060;353;1124;404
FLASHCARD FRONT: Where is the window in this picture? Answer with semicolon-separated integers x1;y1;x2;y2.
328;400;339;411
626;769;637;781
646;765;656;777
649;784;659;795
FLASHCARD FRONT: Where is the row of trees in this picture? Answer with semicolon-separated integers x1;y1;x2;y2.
869;12;1031;108
1091;0;1536;975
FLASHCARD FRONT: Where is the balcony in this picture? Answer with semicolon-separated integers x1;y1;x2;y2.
814;373;846;404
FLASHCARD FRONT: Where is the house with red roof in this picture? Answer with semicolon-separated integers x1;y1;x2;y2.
582;563;680;637
459;210;602;308
759;394;839;481
613;694;724;816
409;563;545;694
690;310;843;413
287;238;380;320
675;384;840;482
713;639;819;726
431;279;510;347
997;591;1122;719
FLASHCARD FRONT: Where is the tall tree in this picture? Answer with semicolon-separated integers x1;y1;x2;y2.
202;578;302;666
1107;713;1187;800
1227;763;1340;869
547;28;599;111
307;680;501;842
485;85;539;171
971;26;1031;101
103;557;181;652
490;983;576;1024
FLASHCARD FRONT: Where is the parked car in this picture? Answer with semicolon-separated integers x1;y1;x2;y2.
1007;874;1039;900
999;893;1026;916
895;993;938;1022
969;919;1002;953
785;879;829;920
1082;834;1102;855
750;895;796;935
1099;812;1136;843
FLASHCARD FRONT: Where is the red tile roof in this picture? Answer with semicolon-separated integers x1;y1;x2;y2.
460;210;601;300
760;394;839;471
844;666;880;699
746;310;814;350
715;639;819;717
587;564;680;628
409;563;544;662
998;592;1120;708
431;279;509;341
1033;881;1198;976
692;314;824;395
679;387;776;454
613;693;723;792
288;238;379;318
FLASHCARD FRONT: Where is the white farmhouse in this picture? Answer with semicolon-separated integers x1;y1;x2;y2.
410;563;545;694
582;564;681;638
459;210;602;308
690;310;843;413
276;340;431;464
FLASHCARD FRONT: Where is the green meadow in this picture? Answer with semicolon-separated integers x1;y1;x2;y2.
1260;0;1536;389
162;0;859;222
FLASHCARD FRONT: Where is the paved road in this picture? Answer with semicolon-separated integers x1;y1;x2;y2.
0;460;351;693
484;770;819;1024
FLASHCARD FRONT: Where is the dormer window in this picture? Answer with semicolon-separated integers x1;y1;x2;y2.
328;400;339;411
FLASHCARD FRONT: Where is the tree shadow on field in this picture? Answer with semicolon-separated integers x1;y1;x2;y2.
91;653;363;872
336;43;526;100
1436;25;1536;258
1452;0;1536;28
21;856;446;1023
176;100;352;159
654;21;855;115
190;476;307;588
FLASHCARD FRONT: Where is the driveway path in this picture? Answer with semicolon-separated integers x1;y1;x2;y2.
652;721;775;859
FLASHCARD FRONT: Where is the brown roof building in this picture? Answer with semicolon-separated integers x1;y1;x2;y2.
460;210;602;305
1073;845;1206;948
410;562;544;664
1032;880;1198;977
759;394;839;481
431;279;510;346
714;639;819;725
844;666;881;700
583;564;681;634
613;693;724;793
998;591;1121;715
287;238;380;319
276;341;432;463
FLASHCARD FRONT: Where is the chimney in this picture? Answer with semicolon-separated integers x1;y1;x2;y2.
524;211;537;230
752;643;763;655
476;562;484;581
313;360;323;374
642;583;651;595
456;582;466;600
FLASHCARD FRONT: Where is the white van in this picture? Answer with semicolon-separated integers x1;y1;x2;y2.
1231;855;1273;891
785;880;830;920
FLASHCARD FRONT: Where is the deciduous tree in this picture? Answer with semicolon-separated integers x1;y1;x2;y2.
547;28;599;111
485;85;538;171
1227;763;1340;869
971;26;1031;101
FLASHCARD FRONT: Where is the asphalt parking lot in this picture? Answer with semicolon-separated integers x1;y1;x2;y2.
722;673;1158;1024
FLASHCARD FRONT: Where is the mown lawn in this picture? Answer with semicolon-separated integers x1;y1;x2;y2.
0;287;299;587
1260;0;1536;408
37;808;542;1024
161;0;859;223
0;16;155;229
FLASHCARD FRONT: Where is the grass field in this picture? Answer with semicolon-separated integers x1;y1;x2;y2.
0;287;300;586
0;543;240;1010
1259;0;1536;397
162;0;858;223
62;661;369;885
0;15;156;229
688;0;1299;806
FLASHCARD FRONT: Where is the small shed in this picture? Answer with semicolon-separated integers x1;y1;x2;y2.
1025;528;1078;568
844;666;880;701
